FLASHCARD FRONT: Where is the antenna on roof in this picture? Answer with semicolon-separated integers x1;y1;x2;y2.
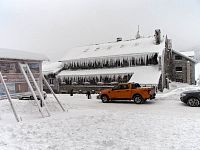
135;25;141;39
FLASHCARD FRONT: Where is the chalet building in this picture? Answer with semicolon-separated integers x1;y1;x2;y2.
162;48;196;89
0;48;48;98
43;62;63;93
52;29;196;92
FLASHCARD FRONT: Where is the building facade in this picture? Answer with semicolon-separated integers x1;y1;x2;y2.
160;39;196;90
46;30;196;93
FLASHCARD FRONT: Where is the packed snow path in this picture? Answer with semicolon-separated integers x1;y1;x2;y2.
1;84;200;150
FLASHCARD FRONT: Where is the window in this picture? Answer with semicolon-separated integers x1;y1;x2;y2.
175;67;182;72
49;78;54;84
175;55;182;60
94;47;100;51
120;45;125;48
83;48;89;52
107;46;112;50
176;79;183;83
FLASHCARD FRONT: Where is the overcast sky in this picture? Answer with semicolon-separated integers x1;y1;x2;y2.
0;0;200;61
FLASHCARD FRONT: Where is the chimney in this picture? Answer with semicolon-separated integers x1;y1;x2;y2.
165;35;172;50
116;37;122;42
154;29;161;44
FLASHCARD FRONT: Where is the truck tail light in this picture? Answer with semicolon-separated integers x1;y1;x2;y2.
149;89;155;95
148;90;151;94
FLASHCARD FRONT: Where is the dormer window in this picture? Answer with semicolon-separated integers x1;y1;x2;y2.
83;48;89;52
107;46;112;50
134;43;139;46
95;47;100;51
120;45;124;48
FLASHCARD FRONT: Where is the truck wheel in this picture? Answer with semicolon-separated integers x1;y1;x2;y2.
101;95;109;103
133;95;144;104
187;97;200;107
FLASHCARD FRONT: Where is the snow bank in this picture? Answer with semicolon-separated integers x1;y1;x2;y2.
159;82;200;99
1;83;200;149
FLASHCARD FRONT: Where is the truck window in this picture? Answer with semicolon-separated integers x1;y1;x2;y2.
112;85;120;90
132;83;141;89
134;83;141;88
121;85;129;89
112;84;129;90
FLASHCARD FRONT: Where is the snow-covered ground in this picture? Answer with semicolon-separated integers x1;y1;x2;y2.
1;83;200;150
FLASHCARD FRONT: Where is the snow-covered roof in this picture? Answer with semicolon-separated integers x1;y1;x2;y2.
60;37;165;62
179;51;195;58
172;50;196;63
57;65;160;85
42;62;63;75
128;65;161;84
57;66;135;77
0;48;48;61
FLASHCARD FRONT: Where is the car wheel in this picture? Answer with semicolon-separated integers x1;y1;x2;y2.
101;95;109;103
133;95;144;104
187;98;200;107
30;96;34;100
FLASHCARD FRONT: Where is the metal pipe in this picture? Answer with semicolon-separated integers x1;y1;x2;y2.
0;72;20;122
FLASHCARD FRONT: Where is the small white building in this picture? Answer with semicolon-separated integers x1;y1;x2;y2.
0;48;48;97
42;62;63;93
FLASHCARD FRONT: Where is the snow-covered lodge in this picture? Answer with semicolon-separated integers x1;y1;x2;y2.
0;48;48;97
46;29;196;92
43;62;63;93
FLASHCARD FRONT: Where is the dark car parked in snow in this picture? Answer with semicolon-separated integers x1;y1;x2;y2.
180;90;200;107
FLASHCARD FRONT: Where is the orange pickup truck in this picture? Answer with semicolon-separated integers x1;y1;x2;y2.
99;83;156;104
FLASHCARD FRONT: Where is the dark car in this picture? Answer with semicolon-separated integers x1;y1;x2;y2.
180;90;200;107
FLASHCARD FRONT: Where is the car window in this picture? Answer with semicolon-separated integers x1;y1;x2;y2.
132;83;141;89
